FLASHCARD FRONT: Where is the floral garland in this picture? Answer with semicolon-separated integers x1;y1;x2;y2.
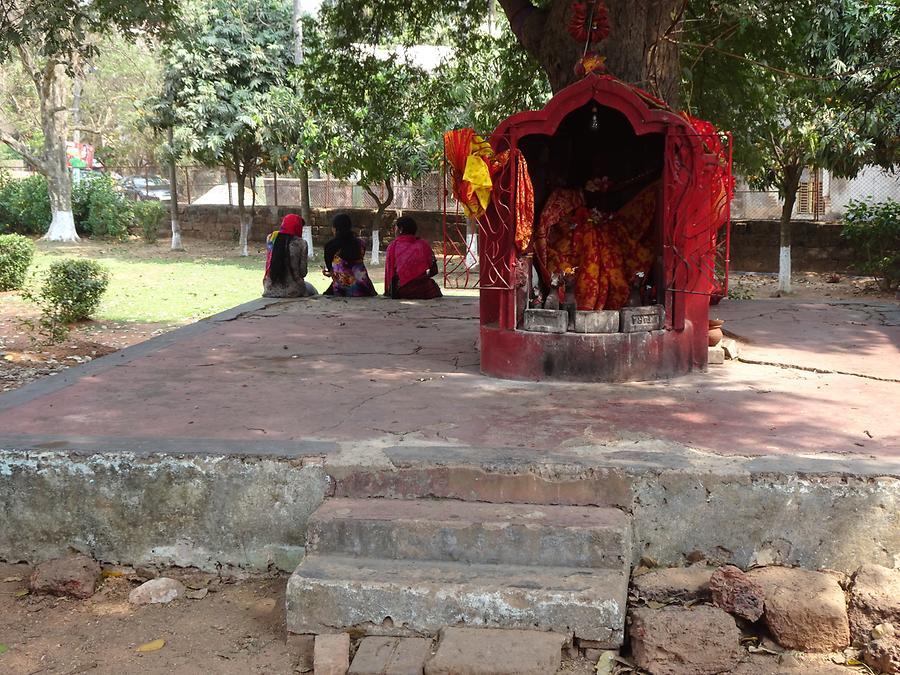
567;1;610;44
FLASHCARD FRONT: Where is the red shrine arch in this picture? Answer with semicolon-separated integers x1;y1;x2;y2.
445;74;732;382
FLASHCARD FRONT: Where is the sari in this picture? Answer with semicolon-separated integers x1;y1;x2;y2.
384;234;442;299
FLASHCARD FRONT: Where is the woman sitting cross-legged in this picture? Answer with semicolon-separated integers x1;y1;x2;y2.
384;216;442;300
323;213;377;297
263;214;317;298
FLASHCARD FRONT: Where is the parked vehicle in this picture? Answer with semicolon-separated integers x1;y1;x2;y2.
120;175;171;201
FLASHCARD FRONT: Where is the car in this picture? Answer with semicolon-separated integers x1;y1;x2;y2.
120;175;171;201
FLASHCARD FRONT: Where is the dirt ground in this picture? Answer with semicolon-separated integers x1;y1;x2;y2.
727;270;896;302
0;563;298;675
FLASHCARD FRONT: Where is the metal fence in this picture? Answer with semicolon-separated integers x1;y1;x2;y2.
9;161;893;220
731;166;900;221
105;166;453;212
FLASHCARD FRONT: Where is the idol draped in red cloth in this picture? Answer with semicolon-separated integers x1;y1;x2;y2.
384;216;442;299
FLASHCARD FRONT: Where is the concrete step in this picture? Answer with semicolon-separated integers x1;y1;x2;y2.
306;497;631;571
286;554;628;645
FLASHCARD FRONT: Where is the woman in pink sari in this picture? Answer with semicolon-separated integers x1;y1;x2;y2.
384;216;442;299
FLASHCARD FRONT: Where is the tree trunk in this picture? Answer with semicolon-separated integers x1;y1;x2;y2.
363;180;394;266
41;64;78;242
236;170;251;257
167;127;183;250
778;163;803;294
498;0;683;103
299;166;314;257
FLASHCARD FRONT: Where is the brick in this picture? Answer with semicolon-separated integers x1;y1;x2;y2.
632;566;713;603
750;567;850;652
315;633;350;675
630;606;741;675
287;634;315;673
424;627;564;675
349;637;431;675
708;345;726;364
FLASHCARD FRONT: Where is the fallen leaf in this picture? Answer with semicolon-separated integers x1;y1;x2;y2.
14;589;29;598
594;650;616;674
0;644;8;655
646;600;666;609
2;576;22;582
136;639;165;653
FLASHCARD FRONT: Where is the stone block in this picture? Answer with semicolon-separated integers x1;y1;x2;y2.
708;345;726;364
721;337;740;359
287;555;628;645
573;310;620;333
424;627;565;675
306;498;632;571
128;577;186;605
630;606;741;675
30;554;101;599
632;566;714;603
523;309;568;333
315;633;351;675
750;566;850;652
350;636;431;675
849;564;900;643
620;306;664;333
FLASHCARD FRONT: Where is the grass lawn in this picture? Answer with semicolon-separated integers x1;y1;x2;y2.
22;237;379;324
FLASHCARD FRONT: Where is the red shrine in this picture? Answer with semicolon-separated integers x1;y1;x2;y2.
445;75;732;382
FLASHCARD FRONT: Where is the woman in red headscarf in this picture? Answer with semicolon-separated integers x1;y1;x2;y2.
263;214;316;298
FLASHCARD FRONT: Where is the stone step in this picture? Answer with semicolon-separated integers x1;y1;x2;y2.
286;554;628;645
306;497;631;571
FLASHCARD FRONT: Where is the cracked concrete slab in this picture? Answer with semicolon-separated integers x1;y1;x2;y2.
714;299;900;381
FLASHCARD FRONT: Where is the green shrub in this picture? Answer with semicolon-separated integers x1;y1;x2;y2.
0;174;51;235
76;175;132;239
133;200;166;244
42;259;110;322
841;198;900;291
0;233;35;290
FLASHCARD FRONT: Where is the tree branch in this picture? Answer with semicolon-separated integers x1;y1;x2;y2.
0;124;44;171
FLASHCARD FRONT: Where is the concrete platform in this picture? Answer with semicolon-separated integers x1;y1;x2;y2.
1;296;898;573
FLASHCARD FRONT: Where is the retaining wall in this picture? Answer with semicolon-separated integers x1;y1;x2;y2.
176;206;855;273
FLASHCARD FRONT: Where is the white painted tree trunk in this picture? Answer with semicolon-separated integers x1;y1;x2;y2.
171;222;183;250
778;246;791;293
303;226;314;259
168;128;184;251
370;227;380;265
239;214;251;257
466;218;478;268
43;210;79;242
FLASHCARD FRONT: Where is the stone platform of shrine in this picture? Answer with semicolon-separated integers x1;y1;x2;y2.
1;294;897;578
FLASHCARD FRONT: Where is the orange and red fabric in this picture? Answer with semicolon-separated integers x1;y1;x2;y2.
536;183;658;311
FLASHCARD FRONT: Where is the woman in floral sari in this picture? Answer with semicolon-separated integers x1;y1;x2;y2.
323;214;377;297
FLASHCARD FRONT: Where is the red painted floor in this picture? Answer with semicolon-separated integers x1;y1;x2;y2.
0;296;897;458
